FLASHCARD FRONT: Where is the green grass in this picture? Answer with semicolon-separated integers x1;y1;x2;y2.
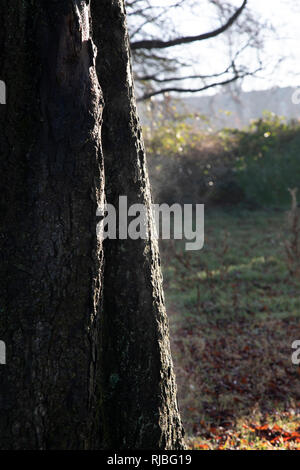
160;207;300;450
163;208;300;322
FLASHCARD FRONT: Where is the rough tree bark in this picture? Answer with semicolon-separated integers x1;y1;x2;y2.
92;0;184;450
0;0;184;449
0;1;104;449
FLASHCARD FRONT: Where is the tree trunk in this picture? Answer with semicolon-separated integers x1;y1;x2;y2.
0;1;104;449
92;0;185;449
0;0;184;450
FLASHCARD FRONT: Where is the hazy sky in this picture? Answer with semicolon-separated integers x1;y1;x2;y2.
231;0;299;90
132;0;300;93
181;0;299;91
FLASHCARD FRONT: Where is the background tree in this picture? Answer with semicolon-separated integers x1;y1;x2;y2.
126;0;269;100
0;0;184;449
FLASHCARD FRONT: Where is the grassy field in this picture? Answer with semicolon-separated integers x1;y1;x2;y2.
160;207;300;450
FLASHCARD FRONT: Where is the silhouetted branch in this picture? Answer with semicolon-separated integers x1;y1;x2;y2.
131;0;247;50
137;65;261;101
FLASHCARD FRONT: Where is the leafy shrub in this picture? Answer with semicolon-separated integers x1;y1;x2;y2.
145;109;300;207
224;113;300;206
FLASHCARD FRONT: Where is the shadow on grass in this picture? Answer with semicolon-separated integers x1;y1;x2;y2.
161;208;300;449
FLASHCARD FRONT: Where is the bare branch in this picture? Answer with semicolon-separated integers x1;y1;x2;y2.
130;0;186;38
137;66;261;101
131;0;247;50
135;66;234;83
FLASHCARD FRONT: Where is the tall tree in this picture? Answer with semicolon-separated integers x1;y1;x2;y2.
0;0;105;450
92;0;184;449
127;0;268;101
0;0;184;449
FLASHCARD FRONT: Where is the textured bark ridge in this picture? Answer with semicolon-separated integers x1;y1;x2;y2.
92;0;185;449
0;0;184;450
0;1;104;449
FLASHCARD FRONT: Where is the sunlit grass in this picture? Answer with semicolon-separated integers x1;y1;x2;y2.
160;208;300;450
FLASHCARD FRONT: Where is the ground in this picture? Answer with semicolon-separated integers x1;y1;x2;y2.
161;207;300;450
